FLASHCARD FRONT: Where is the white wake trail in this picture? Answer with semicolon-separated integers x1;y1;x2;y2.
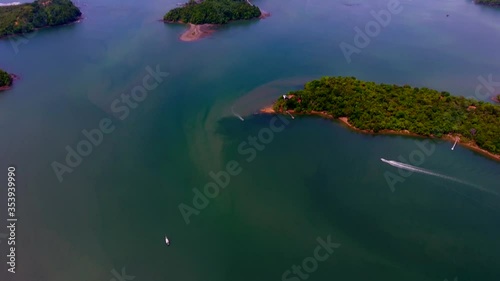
381;158;499;196
231;107;244;121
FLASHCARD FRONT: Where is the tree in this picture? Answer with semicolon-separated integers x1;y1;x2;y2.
163;0;261;24
0;0;81;37
0;69;12;87
272;76;500;155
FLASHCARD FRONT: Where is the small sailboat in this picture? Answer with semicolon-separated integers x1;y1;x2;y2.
165;235;170;246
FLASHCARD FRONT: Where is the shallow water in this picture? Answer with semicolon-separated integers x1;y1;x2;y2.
0;0;499;280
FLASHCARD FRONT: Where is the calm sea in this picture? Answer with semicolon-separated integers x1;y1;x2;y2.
0;0;499;280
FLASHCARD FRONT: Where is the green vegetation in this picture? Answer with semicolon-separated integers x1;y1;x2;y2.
273;76;500;155
164;0;261;24
0;0;81;38
475;0;500;6
0;69;13;88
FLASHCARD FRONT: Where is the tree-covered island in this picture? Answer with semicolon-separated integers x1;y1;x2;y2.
164;0;261;24
475;0;500;6
0;69;14;90
0;0;81;38
270;76;500;159
163;0;264;41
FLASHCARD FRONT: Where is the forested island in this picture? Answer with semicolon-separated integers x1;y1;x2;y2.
0;0;81;38
0;69;13;90
164;0;265;41
475;0;500;6
267;76;500;159
164;0;261;24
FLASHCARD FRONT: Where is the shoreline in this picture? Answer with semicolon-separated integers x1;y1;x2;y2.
260;106;500;162
0;16;83;40
474;0;500;7
179;23;216;42
0;74;18;92
166;0;270;42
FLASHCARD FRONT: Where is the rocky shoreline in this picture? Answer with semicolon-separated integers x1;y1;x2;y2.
260;106;500;162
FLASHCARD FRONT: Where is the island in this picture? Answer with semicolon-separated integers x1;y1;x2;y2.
475;0;500;6
264;76;500;161
0;0;82;38
0;69;14;91
163;0;267;41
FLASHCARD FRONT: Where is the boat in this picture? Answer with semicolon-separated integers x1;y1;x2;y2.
165;235;170;246
451;138;458;150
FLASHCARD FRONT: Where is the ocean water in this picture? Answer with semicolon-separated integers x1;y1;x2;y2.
0;0;499;280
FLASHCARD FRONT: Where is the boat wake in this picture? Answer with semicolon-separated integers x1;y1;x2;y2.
231;107;244;121
380;158;498;196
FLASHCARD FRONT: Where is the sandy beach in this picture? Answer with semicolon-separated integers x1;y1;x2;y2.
259;10;271;19
179;23;216;42
175;0;269;42
260;106;500;162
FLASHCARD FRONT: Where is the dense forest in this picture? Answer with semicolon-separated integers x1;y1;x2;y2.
0;69;13;88
475;0;500;6
0;0;81;38
273;76;500;155
164;0;261;24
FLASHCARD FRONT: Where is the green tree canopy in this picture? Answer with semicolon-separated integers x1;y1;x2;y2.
0;0;81;37
475;0;500;6
0;69;13;88
273;76;500;155
164;0;261;24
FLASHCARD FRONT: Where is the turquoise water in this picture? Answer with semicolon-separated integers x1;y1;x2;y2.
0;0;499;280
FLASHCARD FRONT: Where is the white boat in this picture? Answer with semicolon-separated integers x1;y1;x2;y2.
165;236;170;246
451;138;458;150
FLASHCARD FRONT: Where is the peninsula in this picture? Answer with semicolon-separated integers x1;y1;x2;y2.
0;0;81;38
163;0;264;41
0;69;14;91
265;76;500;161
